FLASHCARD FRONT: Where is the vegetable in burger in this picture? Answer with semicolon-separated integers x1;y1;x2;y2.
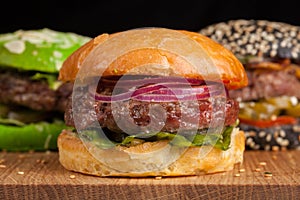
200;19;300;150
57;28;248;177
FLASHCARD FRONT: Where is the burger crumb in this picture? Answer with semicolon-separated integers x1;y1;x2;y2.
272;155;277;160
0;164;6;168
17;171;24;175
0;159;5;164
155;176;162;180
69;175;76;179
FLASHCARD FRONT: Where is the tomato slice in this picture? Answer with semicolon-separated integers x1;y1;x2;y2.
239;116;297;128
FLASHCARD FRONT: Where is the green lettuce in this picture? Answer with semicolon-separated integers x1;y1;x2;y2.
81;125;235;151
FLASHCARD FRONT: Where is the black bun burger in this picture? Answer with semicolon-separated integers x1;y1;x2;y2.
0;28;90;151
57;28;248;177
200;19;300;151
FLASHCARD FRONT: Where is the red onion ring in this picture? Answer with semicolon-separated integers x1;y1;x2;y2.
100;76;205;88
91;80;224;103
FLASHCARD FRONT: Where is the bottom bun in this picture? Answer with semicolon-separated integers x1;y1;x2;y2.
240;121;300;151
57;128;245;177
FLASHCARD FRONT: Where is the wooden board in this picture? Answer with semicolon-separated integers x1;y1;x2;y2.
0;150;299;200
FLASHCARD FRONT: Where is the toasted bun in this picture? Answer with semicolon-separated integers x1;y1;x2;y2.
0;28;90;73
199;19;300;62
57;128;245;177
59;28;247;90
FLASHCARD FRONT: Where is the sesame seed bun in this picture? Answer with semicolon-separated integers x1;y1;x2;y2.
200;19;300;62
200;20;300;150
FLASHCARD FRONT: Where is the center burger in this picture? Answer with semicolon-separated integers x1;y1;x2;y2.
57;28;248;177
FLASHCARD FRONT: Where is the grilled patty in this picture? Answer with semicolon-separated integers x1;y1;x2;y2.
65;86;239;133
0;71;72;112
229;67;300;101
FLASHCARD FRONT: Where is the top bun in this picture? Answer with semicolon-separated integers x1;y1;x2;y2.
0;28;90;73
199;19;300;62
59;28;248;90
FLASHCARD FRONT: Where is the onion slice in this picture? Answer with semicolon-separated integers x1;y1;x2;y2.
92;77;225;102
100;76;205;88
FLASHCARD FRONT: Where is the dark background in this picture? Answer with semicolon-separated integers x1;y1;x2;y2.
1;0;300;37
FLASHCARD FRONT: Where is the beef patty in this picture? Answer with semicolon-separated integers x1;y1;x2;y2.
0;71;72;112
65;86;239;134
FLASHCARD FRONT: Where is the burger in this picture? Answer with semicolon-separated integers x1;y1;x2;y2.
0;28;90;151
200;19;300;150
57;28;248;177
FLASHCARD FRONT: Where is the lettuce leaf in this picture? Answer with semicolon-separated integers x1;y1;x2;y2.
30;72;62;90
81;125;236;151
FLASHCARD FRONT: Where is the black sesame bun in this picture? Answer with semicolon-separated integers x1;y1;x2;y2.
200;19;300;151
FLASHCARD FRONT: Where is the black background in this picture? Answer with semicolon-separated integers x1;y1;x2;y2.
1;0;300;37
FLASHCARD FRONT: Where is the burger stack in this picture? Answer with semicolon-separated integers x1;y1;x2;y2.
200;19;300;150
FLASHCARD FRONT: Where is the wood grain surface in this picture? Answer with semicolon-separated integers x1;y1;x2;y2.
0;150;299;200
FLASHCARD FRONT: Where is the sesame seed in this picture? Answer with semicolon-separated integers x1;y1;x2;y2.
0;165;6;168
259;162;267;166
266;134;272;142
255;168;261;172
258;131;266;138
246;137;254;145
264;145;271;151
239;168;246;173
264;172;273;177
155;176;162;180
281;139;290;147
279;130;286;137
272;146;280;151
17;171;24;175
234;173;241;177
293;125;300;133
69;175;76;179
276;137;283;145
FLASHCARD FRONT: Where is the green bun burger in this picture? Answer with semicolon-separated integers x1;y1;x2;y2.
0;28;90;151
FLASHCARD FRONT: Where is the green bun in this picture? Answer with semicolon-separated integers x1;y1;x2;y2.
0;120;70;151
0;28;91;73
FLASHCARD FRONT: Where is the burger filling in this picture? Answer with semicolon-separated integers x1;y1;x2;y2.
0;68;72;126
227;57;300;149
65;76;240;150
